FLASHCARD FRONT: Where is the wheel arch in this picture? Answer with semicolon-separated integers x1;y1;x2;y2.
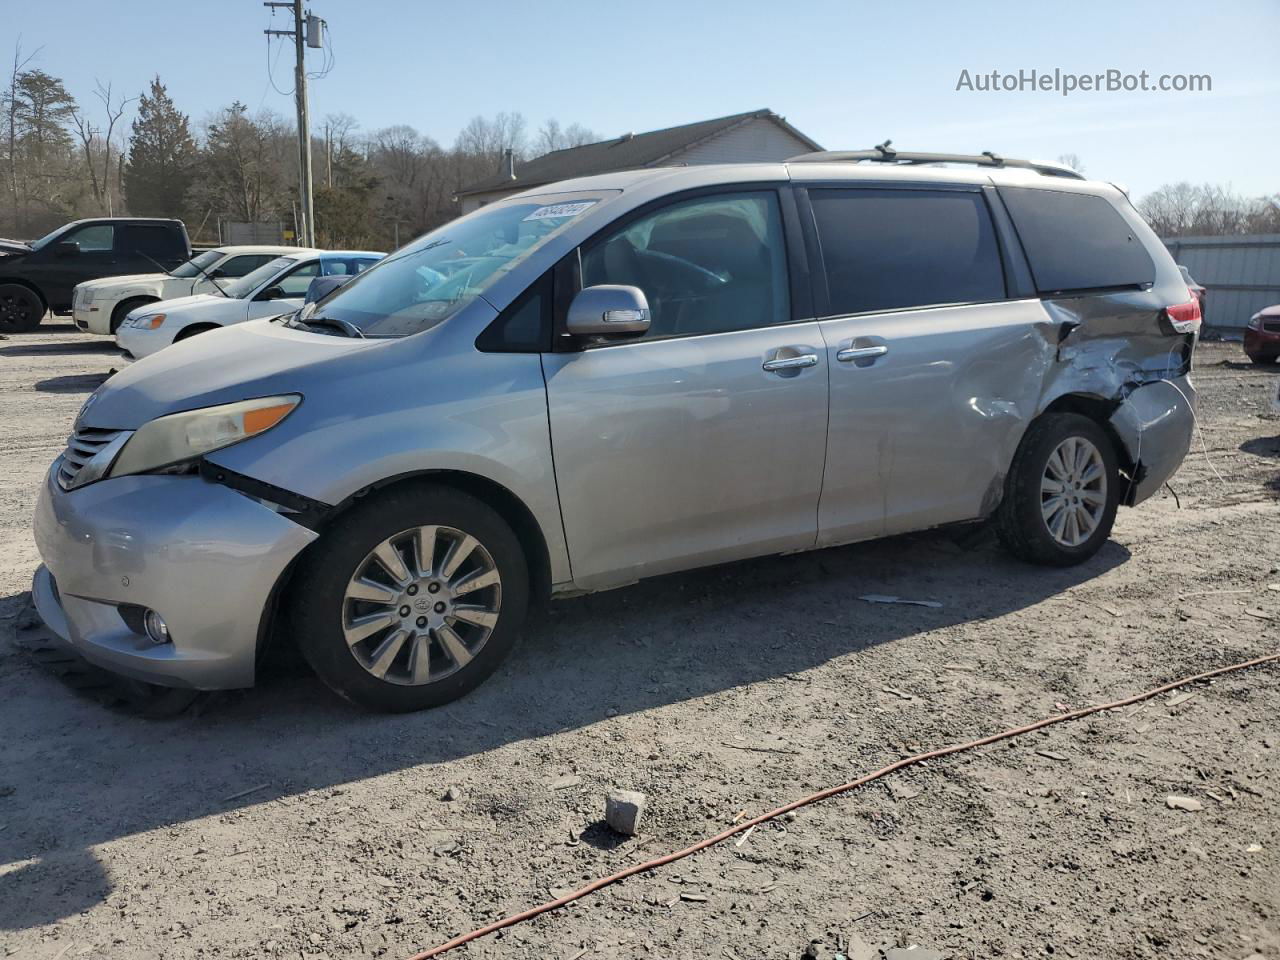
255;468;554;671
111;295;161;331
0;278;48;310
173;321;223;341
1039;392;1134;475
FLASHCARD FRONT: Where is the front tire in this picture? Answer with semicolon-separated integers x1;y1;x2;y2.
996;413;1120;566
110;297;157;334
290;484;529;712
0;284;44;332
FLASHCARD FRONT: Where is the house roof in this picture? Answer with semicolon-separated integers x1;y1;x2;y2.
455;109;822;198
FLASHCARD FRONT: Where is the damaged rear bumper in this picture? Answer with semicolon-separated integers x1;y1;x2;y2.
1109;374;1197;505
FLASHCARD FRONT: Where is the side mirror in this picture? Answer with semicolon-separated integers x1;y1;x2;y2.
54;241;80;258
209;268;228;279
305;273;352;304
566;284;650;337
259;285;286;301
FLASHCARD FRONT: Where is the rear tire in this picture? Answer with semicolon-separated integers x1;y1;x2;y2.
996;413;1120;567
290;484;529;712
0;284;44;332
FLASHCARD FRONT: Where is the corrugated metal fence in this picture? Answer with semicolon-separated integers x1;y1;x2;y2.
1162;234;1280;331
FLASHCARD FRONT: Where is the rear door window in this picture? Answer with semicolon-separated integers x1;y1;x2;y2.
219;254;273;277
116;224;176;260
809;188;1006;315
998;187;1155;294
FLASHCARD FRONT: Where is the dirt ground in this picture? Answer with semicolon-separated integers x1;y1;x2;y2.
0;326;1277;960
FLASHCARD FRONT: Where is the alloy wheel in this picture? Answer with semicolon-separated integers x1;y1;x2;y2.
1040;436;1107;547
342;525;502;686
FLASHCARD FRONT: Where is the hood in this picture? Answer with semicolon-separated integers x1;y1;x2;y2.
82;272;167;291
1255;304;1280;320
139;292;225;316
0;237;31;257
82;319;380;429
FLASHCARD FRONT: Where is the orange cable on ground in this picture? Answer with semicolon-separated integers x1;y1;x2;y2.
405;650;1280;960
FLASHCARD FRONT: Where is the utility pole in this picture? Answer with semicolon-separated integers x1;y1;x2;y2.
265;1;320;247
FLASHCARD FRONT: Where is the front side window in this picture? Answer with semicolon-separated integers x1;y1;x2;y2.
63;223;114;253
581;191;790;340
170;249;223;278
314;193;606;337
810;188;1006;315
223;256;298;299
267;260;320;298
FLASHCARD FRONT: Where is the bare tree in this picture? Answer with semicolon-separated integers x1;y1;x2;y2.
1135;182;1274;237
71;80;136;214
455;111;528;165
1056;153;1085;174
535;118;599;156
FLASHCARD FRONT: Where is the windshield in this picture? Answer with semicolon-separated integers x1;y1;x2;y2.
28;225;66;251
314;195;605;337
170;249;224;279
223;256;298;299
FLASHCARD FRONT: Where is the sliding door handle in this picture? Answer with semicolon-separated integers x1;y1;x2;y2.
836;344;889;363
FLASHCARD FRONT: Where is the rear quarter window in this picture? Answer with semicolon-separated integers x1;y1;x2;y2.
999;187;1154;294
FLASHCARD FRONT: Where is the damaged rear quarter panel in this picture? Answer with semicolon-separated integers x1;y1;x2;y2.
1037;290;1196;505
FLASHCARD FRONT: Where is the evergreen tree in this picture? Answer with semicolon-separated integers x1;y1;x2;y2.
123;76;195;217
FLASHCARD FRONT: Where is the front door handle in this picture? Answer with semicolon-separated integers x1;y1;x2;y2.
836;345;889;363
762;353;818;372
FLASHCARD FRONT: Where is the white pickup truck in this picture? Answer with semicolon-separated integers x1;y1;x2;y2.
72;245;295;335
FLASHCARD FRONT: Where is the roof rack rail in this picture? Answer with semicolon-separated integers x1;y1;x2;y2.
787;140;1086;180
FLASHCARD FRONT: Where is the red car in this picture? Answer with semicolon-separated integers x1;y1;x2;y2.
1244;304;1280;365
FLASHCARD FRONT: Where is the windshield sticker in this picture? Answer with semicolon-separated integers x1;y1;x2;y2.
522;200;597;221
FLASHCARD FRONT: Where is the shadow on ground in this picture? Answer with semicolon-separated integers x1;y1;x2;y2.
0;338;118;358
0;529;1130;930
33;372;112;393
1241;435;1280;459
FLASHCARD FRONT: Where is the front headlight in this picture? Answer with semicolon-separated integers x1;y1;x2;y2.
108;395;301;478
128;313;166;329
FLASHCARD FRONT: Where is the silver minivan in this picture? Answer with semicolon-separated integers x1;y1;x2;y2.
32;151;1200;711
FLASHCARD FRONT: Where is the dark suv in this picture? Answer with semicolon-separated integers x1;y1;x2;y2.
0;217;191;332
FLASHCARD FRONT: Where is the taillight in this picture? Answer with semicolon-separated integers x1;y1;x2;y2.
1165;298;1201;335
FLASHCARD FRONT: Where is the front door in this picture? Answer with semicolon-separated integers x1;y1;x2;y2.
34;222;117;309
543;190;828;590
804;186;1048;544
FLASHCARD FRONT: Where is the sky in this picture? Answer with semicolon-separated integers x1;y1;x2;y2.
5;0;1278;200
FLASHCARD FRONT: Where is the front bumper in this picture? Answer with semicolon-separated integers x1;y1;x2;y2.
32;464;317;689
1109;374;1198;506
73;302;110;335
1244;328;1280;360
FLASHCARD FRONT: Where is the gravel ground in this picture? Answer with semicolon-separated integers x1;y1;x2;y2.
0;326;1277;960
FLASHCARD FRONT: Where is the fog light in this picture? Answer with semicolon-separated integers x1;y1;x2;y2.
143;609;171;645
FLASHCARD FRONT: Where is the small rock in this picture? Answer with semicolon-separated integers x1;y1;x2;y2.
604;789;648;836
1166;795;1204;812
679;891;707;902
441;786;461;802
1246;843;1263;853
551;775;582;791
